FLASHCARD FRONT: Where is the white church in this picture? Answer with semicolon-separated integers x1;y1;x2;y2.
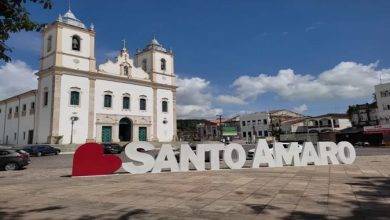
0;9;177;145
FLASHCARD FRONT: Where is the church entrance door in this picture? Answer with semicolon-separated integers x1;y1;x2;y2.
139;127;147;141
102;126;112;143
119;118;132;142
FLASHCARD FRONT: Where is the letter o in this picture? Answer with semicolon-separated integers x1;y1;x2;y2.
337;141;356;164
223;143;246;169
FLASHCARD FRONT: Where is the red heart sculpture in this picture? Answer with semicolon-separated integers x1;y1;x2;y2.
72;143;122;176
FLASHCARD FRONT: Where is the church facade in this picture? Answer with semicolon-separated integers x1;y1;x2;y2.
0;9;177;145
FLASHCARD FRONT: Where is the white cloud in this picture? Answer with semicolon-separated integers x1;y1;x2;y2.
104;50;118;59
0;60;37;100
216;95;246;105
305;22;324;32
230;61;390;102
293;104;308;114
176;76;222;119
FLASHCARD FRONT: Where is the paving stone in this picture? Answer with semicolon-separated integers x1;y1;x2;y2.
1;154;390;219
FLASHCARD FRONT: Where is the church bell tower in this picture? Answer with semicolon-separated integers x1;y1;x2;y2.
40;9;96;72
35;7;96;144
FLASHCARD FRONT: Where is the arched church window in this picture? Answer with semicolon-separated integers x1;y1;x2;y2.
124;66;129;76
47;35;52;52
162;99;168;113
123;95;130;110
104;92;113;108
72;35;81;51
161;58;166;71
70;90;80;106
43;87;49;107
142;59;147;71
139;96;147;111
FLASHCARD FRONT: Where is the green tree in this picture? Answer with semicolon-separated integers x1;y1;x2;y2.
0;0;52;62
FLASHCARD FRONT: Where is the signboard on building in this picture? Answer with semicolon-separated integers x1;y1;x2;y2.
364;124;390;134
222;127;237;136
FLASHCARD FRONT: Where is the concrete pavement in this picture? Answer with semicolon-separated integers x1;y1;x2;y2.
0;153;389;219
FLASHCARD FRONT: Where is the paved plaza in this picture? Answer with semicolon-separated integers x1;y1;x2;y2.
0;151;390;219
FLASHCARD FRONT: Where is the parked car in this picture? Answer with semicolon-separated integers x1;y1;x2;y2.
0;148;30;171
355;142;369;147
102;143;123;154
22;145;61;156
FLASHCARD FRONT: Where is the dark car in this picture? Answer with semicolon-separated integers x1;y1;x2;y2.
102;143;123;154
355;142;370;147
22;145;61;156
0;149;30;171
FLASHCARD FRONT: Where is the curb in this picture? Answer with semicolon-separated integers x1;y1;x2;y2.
60;152;75;155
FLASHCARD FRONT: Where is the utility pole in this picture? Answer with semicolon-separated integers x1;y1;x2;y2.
216;114;223;140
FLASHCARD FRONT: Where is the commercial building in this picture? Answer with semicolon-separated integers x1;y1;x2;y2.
240;110;303;142
347;102;378;127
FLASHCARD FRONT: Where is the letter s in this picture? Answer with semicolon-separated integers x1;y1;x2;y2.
122;142;155;174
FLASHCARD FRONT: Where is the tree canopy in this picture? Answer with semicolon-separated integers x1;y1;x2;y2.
0;0;52;62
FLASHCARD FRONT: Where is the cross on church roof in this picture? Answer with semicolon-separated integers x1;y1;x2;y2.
122;39;127;50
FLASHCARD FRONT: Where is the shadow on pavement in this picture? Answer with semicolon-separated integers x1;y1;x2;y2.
76;209;148;220
0;206;64;219
282;176;390;219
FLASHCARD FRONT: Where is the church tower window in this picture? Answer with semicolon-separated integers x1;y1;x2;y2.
72;35;81;51
47;35;52;52
162;99;168;112
142;59;147;71
124;66;129;76
161;58;166;71
43;87;49;107
70;90;80;106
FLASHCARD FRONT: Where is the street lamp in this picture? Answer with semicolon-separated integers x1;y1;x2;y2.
70;116;79;144
216;114;223;141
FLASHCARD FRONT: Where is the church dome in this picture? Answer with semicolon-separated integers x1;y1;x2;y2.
63;10;77;19
59;9;86;29
150;38;160;46
143;37;167;52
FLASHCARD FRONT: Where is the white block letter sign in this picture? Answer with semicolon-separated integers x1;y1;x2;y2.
180;144;205;171
152;144;180;173
300;142;321;166
337;141;356;164
122;142;155;174
197;144;224;170
252;139;275;168
223;143;246;169
273;142;302;166
317;142;339;165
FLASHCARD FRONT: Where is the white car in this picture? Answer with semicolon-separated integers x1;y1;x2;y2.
247;142;303;160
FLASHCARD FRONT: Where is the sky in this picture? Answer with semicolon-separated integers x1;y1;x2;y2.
1;0;390;119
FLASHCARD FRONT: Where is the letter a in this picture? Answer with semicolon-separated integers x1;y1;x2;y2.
252;139;275;168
